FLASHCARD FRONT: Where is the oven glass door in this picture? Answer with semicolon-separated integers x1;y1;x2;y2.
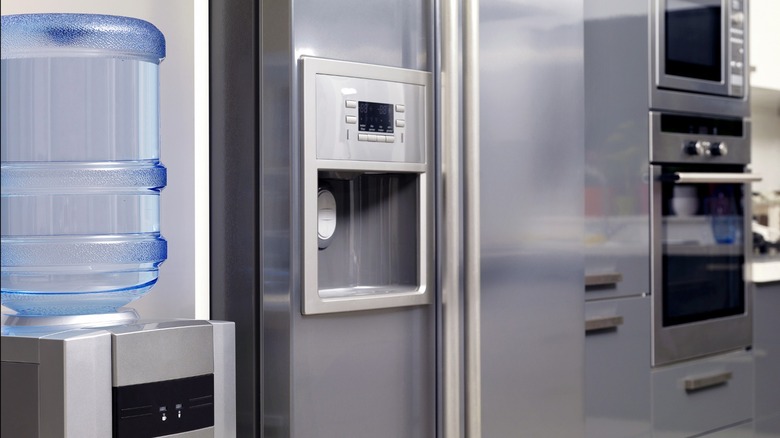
664;0;723;82
660;169;745;327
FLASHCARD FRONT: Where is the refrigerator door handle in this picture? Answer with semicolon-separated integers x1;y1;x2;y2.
463;0;482;436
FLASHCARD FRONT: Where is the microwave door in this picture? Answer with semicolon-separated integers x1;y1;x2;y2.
655;0;731;96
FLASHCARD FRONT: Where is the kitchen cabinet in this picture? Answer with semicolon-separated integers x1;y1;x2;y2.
755;277;780;438
652;349;754;438
585;295;651;438
749;0;780;91
703;421;754;438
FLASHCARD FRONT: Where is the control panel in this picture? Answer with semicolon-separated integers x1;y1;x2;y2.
728;0;746;96
313;68;426;164
650;112;750;165
113;374;214;438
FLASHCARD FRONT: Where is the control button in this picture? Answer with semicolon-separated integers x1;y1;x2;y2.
732;0;742;11
374;135;386;143
345;115;357;124
367;134;377;142
683;141;705;156
385;135;395;143
709;142;728;156
358;133;368;141
345;100;357;109
731;12;744;28
396;119;406;128
732;74;744;86
395;104;405;113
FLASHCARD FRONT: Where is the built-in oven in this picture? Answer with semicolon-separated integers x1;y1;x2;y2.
650;111;761;366
653;0;747;99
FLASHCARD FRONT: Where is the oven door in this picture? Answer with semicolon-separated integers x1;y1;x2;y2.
655;0;739;97
651;166;759;366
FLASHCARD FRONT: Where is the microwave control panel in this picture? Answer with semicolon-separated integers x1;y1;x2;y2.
728;0;746;96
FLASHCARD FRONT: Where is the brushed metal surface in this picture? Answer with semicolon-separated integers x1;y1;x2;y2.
480;0;585;435
40;331;113;437
258;0;436;436
211;321;236;437
109;321;213;386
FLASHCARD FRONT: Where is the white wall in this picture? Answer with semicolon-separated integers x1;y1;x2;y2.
751;94;780;194
1;1;210;319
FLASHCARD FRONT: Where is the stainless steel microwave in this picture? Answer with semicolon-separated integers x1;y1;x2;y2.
652;0;747;99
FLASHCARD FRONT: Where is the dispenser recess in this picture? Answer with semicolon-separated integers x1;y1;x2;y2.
301;57;433;314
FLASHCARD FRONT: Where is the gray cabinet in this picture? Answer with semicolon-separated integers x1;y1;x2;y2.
585;295;652;438
652;349;754;438
703;421;754;438
755;279;780;438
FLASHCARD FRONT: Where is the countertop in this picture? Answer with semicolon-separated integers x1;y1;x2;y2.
753;254;780;284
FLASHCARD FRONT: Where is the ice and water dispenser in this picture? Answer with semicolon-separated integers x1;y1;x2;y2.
301;57;432;314
1;14;234;437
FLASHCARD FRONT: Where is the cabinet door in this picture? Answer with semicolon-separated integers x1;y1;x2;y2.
755;281;780;433
652;350;754;438
703;421;753;438
585;296;652;438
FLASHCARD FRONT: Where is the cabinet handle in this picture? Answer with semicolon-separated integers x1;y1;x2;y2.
585;273;623;287
585;316;624;333
684;371;733;392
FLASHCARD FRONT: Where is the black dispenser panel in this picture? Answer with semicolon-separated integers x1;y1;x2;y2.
113;374;214;438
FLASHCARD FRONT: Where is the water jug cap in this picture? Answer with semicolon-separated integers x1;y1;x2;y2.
1;13;165;63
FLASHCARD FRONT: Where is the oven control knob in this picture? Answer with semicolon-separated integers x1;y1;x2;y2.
710;142;728;156
683;141;705;156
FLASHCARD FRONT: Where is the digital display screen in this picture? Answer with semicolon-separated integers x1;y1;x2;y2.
358;101;394;133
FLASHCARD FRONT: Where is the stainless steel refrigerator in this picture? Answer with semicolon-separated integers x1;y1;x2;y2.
209;0;584;436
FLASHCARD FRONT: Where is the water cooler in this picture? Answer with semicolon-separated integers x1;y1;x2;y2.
0;14;235;437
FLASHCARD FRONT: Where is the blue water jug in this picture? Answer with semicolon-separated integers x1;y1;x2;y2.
1;14;167;316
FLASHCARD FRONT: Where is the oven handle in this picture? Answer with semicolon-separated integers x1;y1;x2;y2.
660;172;763;184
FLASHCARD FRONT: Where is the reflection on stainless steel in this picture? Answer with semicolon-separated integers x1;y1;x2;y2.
481;0;584;435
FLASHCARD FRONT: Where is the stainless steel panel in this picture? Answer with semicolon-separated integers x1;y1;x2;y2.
259;0;435;436
109;321;213;386
480;0;584;435
39;331;113;437
585;296;652;438
210;321;236;437
652;349;754;438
